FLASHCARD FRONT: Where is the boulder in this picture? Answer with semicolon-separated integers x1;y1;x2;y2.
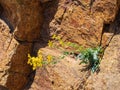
27;0;120;90
85;32;120;90
48;0;119;47
0;17;32;90
0;0;43;90
0;0;43;41
26;47;90;90
0;19;12;86
0;0;120;90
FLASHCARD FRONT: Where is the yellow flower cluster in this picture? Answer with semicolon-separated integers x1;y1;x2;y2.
52;34;60;40
27;52;43;70
27;50;53;70
48;34;65;47
49;34;81;49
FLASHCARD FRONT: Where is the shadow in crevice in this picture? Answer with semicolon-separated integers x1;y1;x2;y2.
80;64;100;74
24;0;59;89
100;9;120;49
95;9;120;74
31;0;59;55
40;0;59;42
0;85;8;90
113;9;120;35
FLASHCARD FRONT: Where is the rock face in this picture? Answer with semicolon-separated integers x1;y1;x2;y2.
46;0;120;47
6;43;32;90
27;0;120;90
85;32;120;90
0;0;120;90
92;0;119;23
25;47;90;90
0;19;12;86
0;0;43;90
0;0;43;41
84;11;120;90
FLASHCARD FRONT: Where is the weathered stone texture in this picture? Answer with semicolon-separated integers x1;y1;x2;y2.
0;0;120;90
0;0;43;42
48;0;120;47
92;0;119;23
27;47;90;90
85;34;120;90
28;0;120;89
0;19;13;86
0;19;32;90
0;0;43;90
6;43;32;90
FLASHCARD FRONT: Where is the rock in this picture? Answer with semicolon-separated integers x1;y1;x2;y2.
85;29;120;89
47;0;120;47
0;0;43;89
6;43;32;90
0;19;13;86
0;0;43;42
40;0;52;3
26;47;90;90
0;19;32;90
0;85;8;90
27;0;120;90
57;7;104;47
0;0;120;90
91;0;119;23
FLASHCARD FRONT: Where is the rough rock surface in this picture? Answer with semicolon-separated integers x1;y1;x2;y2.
85;34;120;90
0;0;120;90
0;0;43;41
44;0;120;47
26;47;90;90
0;19;12;86
0;0;43;90
92;0;119;23
27;0;120;90
0;16;32;90
6;43;32;90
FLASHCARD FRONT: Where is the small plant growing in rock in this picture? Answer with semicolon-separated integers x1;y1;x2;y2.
76;47;103;72
28;34;103;72
49;34;103;72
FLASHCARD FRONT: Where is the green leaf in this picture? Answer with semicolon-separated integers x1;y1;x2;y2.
76;46;103;73
63;51;70;56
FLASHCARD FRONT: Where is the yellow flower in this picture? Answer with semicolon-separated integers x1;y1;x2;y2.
66;42;71;46
38;50;42;55
27;54;31;64
59;40;64;47
28;54;31;58
47;55;53;63
52;34;57;39
37;63;42;67
32;67;36;70
52;34;61;40
56;36;61;40
48;40;54;48
27;53;44;70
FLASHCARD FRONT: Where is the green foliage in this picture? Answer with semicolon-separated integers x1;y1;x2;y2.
28;34;104;72
48;34;103;72
49;34;83;51
76;47;103;72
